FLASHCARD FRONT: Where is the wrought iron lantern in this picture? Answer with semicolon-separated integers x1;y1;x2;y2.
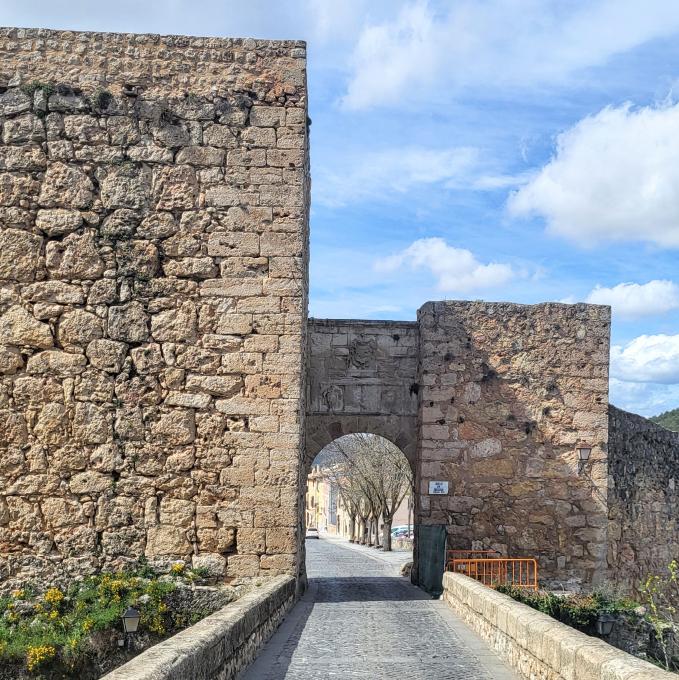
121;606;141;634
595;612;616;636
577;446;592;474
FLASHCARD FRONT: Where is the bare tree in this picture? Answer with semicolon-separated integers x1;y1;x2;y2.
321;433;412;552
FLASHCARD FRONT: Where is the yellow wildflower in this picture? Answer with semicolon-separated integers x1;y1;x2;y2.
26;645;55;672
44;587;64;607
49;610;59;620
11;589;24;599
170;562;185;575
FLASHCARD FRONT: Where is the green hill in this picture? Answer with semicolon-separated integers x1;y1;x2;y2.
650;407;679;432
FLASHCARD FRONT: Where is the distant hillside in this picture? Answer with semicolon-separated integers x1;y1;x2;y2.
650;408;679;432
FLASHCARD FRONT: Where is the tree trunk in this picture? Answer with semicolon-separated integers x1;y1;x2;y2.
359;517;367;544
382;516;393;551
349;514;356;542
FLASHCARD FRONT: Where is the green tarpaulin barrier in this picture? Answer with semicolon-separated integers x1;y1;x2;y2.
414;524;447;596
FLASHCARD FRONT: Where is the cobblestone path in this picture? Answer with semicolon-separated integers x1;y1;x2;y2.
240;538;517;679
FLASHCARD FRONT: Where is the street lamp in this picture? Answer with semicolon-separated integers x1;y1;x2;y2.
577;446;592;474
596;613;616;636
120;606;141;650
122;606;141;634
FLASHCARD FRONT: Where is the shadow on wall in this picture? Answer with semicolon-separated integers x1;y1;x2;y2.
416;302;610;591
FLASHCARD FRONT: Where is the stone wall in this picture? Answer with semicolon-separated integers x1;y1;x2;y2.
608;406;679;594
306;319;419;467
0;28;309;589
102;574;296;680
417;301;611;588
443;572;675;680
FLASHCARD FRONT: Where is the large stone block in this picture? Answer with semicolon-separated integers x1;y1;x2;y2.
0;305;53;348
0;229;42;281
38;162;94;208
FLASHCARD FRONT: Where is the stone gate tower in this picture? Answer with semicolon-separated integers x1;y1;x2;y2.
0;28;310;589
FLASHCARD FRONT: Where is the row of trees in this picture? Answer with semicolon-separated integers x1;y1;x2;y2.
321;433;413;552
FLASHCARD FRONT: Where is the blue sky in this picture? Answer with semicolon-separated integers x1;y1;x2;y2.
5;0;679;416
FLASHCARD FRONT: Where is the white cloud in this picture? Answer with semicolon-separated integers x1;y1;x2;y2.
375;237;515;293
341;0;679;110
315;146;480;207
509;102;679;247
609;377;679;417
611;334;679;384
585;280;679;318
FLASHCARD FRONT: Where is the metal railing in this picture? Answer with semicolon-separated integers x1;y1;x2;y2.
448;557;539;590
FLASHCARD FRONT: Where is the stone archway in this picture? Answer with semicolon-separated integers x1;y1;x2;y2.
305;319;419;472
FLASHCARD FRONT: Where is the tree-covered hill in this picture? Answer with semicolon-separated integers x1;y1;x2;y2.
650;408;679;431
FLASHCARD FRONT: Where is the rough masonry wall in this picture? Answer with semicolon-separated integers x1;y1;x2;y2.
417;301;611;588
306;320;419;467
608;406;679;594
0;28;309;590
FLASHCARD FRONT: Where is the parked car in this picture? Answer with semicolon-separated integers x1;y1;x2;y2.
306;527;320;539
392;527;413;539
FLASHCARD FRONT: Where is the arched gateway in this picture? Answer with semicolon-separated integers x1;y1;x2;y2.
306;303;612;591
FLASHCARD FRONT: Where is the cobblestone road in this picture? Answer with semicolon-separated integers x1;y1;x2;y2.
240;537;517;679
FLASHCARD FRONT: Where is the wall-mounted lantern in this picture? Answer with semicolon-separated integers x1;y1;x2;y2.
595;612;616;636
122;606;141;634
577;446;592;474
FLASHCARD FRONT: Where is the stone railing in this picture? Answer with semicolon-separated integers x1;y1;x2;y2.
102;574;295;680
443;572;675;679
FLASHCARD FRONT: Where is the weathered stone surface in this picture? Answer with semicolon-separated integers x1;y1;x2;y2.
35;209;83;236
151;409;196;445
175;145;225;166
146;525;191;556
0;29;310;586
191;552;226;576
0;229;42;281
108;302;149;343
24;281;85;305
100;209;139;239
26;350;87;377
86;339;128;372
0;89;31;115
38;162;94;208
73;402;112;444
0;345;23;374
608;407;679;596
116;240;159;279
34;404;69;446
98;164;152;210
163;257;217;279
57;309;103;347
69;470;112;494
130;343;164;374
0;305;53;348
151;301;197;342
152;165;198;210
45;231;105;279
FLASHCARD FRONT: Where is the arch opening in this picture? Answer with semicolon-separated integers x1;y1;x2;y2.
304;433;414;555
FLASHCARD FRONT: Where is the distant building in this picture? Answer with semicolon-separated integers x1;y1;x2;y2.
305;465;411;538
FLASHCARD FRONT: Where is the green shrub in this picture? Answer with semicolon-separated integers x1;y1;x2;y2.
0;562;209;676
640;560;679;671
495;584;637;632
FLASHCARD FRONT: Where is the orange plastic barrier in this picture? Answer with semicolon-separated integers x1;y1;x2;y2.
448;557;538;590
445;550;500;571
